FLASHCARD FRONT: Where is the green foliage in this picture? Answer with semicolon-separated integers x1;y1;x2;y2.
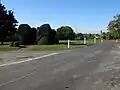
0;3;18;44
101;32;107;39
51;29;59;44
37;36;49;45
37;24;58;45
18;24;31;35
31;28;37;44
18;24;36;45
107;14;120;39
57;26;75;40
37;24;51;45
0;45;17;51
76;33;97;40
76;33;84;40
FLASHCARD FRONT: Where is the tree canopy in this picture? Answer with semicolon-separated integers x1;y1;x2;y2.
57;26;75;40
0;3;18;44
107;14;120;39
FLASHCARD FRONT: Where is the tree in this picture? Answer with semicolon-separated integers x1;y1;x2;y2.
57;26;75;40
76;33;84;40
107;14;120;39
101;32;106;39
6;10;18;41
0;3;18;45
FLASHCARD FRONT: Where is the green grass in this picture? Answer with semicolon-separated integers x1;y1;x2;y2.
0;45;17;51
32;44;86;51
0;39;102;52
31;39;102;51
59;39;101;45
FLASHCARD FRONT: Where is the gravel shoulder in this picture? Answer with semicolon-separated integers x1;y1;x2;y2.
0;50;59;65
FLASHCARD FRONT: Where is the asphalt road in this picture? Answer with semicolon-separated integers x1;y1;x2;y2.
0;42;120;90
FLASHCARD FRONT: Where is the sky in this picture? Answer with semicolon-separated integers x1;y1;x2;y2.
1;0;120;33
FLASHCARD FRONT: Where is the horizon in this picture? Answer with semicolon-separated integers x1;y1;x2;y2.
1;0;120;33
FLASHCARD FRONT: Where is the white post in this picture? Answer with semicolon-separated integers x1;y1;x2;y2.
94;38;96;44
68;39;70;48
84;37;86;44
101;39;103;43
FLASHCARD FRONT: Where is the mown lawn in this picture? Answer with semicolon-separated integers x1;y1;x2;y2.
31;44;86;51
59;39;101;45
0;39;102;51
0;45;18;51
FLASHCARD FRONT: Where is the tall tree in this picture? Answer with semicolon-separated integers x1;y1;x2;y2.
0;3;18;44
0;3;7;44
107;14;120;39
57;26;75;40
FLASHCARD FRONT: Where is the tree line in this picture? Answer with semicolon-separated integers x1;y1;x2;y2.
0;3;119;46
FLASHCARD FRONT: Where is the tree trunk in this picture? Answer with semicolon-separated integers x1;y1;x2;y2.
1;41;3;45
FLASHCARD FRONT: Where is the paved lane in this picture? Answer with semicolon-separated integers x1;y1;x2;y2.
0;43;118;90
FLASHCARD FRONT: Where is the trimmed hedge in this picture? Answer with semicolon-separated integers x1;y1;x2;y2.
18;24;37;45
17;24;58;45
37;24;58;45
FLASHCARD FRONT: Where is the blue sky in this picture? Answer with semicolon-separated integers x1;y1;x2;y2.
2;0;120;33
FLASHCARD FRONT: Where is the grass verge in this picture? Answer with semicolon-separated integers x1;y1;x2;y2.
32;44;86;51
0;45;18;51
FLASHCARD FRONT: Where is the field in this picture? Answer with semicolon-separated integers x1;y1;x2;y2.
0;45;18;51
31;39;101;51
59;39;101;45
0;39;103;51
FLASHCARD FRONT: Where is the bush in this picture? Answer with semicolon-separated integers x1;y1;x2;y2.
37;24;51;36
18;24;31;36
37;24;59;45
31;28;37;44
37;35;49;45
18;24;37;45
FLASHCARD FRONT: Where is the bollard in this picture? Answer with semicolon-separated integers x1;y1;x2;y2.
101;39;103;43
84;38;86;45
68;39;70;48
94;38;96;44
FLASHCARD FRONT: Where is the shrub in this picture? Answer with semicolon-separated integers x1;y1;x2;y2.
37;24;59;45
18;24;36;45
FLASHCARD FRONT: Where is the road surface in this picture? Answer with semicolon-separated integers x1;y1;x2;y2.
0;43;120;90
